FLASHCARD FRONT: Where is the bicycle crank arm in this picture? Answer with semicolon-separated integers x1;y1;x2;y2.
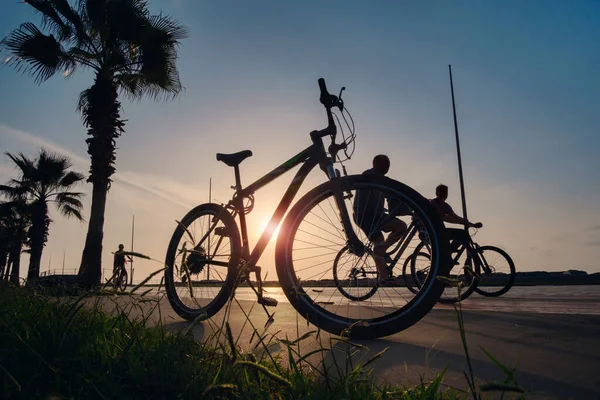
245;278;278;322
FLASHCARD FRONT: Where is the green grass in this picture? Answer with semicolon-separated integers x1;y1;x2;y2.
0;278;528;400
0;283;467;400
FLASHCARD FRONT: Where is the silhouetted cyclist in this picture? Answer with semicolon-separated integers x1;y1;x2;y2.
113;244;131;277
429;184;482;254
353;155;407;281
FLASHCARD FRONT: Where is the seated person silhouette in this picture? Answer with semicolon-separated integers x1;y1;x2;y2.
352;155;407;281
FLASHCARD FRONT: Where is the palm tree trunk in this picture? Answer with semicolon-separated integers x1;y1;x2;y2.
27;201;47;283
78;182;108;286
77;73;123;287
4;260;11;281
0;248;7;280
9;239;21;285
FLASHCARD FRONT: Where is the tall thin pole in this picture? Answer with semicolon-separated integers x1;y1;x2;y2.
62;249;66;275
449;65;469;231
207;178;211;281
47;255;51;276
130;215;135;285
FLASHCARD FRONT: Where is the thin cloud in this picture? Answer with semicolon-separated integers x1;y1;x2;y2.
586;240;600;247
1;124;89;166
549;233;569;242
0;124;196;209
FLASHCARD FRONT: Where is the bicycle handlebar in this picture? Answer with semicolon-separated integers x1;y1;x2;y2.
318;78;329;99
318;78;343;109
311;77;344;141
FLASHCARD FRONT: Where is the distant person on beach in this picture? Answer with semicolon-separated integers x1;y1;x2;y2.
353;154;407;281
113;244;131;276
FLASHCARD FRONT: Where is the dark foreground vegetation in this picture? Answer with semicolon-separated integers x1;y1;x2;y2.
0;281;527;400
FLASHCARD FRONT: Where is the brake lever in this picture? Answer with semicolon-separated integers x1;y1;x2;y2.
337;87;346;111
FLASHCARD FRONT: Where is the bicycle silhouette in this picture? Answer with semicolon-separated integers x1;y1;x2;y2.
164;78;452;339
402;227;516;303
105;263;128;292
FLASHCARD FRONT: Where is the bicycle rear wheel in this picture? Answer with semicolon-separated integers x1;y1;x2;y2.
276;174;449;339
408;239;478;304
436;241;478;304
165;203;241;321
473;245;516;297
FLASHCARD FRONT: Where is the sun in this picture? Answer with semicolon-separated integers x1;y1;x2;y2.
255;213;282;240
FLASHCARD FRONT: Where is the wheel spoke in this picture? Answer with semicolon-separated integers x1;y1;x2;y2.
278;176;447;338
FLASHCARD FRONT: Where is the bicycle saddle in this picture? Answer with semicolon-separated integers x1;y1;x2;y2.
216;150;253;167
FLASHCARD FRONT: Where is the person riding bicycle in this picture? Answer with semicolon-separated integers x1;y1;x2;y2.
113;244;131;278
353;155;407;281
430;184;482;255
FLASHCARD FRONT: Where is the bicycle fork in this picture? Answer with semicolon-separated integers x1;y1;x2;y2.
330;178;366;257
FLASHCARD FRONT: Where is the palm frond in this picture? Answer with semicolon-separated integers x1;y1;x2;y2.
58;203;84;221
25;0;74;42
55;192;84;210
38;149;71;171
81;0;109;39
147;13;189;42
56;191;84;199
58;171;85;187
50;0;86;33
66;47;98;69
76;87;91;114
115;12;187;100
0;200;30;224
105;0;149;43
5;152;35;178
1;22;71;83
118;45;183;100
34;149;71;187
0;185;30;200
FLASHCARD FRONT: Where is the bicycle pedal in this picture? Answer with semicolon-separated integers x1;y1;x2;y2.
258;296;278;307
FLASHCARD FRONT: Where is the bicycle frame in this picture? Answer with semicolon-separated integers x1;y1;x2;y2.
469;241;494;274
444;235;491;277
225;137;363;271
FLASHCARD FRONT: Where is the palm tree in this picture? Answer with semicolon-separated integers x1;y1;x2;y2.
1;150;85;282
1;1;187;286
0;200;30;285
0;206;12;280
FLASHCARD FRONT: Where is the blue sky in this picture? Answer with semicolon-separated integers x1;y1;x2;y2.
1;0;599;280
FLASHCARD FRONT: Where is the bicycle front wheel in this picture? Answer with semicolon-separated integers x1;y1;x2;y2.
118;271;128;292
165;203;241;321
402;250;431;295
473;245;516;297
276;174;449;339
332;246;379;301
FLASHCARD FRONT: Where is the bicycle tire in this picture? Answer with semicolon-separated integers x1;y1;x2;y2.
410;239;479;304
165;203;241;321
119;271;128;292
473;245;516;297
402;250;431;295
332;246;379;301
275;174;449;339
